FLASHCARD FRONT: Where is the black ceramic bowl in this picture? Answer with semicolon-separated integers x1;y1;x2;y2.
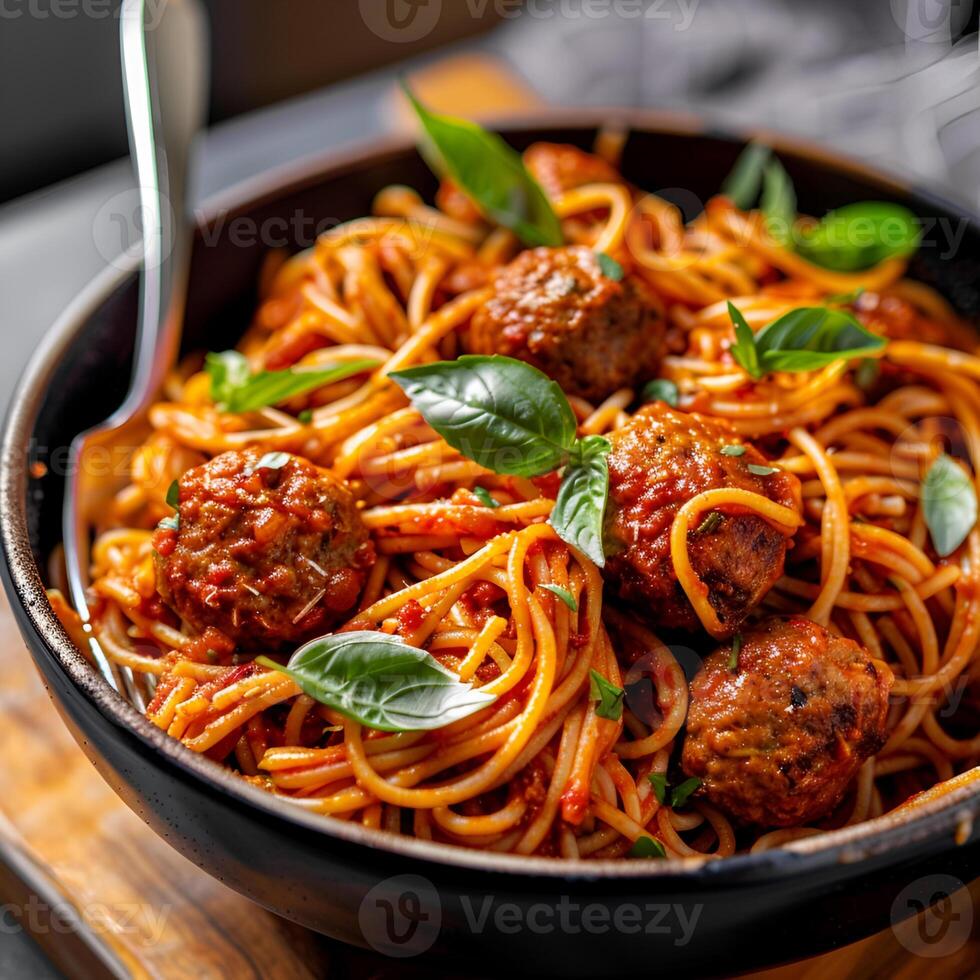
4;113;980;977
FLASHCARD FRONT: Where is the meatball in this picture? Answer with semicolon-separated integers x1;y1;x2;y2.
681;617;893;827
604;403;801;635
523;142;622;199
155;449;375;647
467;246;666;402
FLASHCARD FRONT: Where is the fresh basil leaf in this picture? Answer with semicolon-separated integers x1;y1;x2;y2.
390;355;578;477
641;378;679;406
728;633;743;672
403;85;562;248
922;454;978;558
165;479;179;509
761;157;796;245
824;286;866;306
670;777;701;809
206;352;379;414
472;486;500;508
747;464;779;476
721;142;771;209
597;251;624;281
157;514;179;531
629;836;666;859
752;306;886;373
727;301;762;379
720;444;745;457
255;631;495;732
550;436;611;566
589;668;624;721
298;409;313;424
797;202;920;272
540;583;578;612
648;772;668;805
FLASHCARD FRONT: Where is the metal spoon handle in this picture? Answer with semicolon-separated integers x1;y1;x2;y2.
118;0;208;418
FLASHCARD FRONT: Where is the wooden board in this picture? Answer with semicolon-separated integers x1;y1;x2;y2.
1;56;977;980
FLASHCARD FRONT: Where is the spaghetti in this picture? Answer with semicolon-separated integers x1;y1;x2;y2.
51;130;980;861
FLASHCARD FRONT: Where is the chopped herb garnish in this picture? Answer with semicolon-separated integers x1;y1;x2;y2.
720;444;746;457
165;480;179;509
854;358;880;391
157;514;179;531
648;773;668;805
670;777;701;809
597;251;625;281
728;633;743;672
472;486;500;509
629;836;666;859
541;583;578;612
641;378;680;407
696;511;723;535
747;463;779;476
589;669;625;721
298;409;314;424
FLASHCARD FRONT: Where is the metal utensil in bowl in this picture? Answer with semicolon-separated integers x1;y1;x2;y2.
62;0;207;705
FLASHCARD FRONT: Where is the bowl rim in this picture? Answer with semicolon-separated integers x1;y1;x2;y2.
4;109;980;883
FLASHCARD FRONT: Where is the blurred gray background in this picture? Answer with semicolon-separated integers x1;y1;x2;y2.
0;1;978;971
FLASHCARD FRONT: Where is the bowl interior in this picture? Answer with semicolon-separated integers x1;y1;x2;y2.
11;118;980;877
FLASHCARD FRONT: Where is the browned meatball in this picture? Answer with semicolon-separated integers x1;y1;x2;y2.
467;246;666;402
523;142;622;199
681;617;893;827
604;403;801;635
154;449;375;647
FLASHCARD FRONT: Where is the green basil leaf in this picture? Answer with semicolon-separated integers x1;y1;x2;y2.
165;479;179;509
540;583;578;612
761;157;796;245
206;352;379;414
670;777;701;809
747;464;779;476
256;632;495;733
922;454;978;558
629;836;666;859
728;632;742;672
797;202;920;272
597;251;624;281
721;142;771;209
824;286;865;306
550;436;611;566
298;409;313;424
727;301;762;379
648;772;668;805
753;306;886;373
390;355;578;477
403;85;562;248
720;444;745;457
589;668;624;721
641;378;679;406
472;486;500;508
